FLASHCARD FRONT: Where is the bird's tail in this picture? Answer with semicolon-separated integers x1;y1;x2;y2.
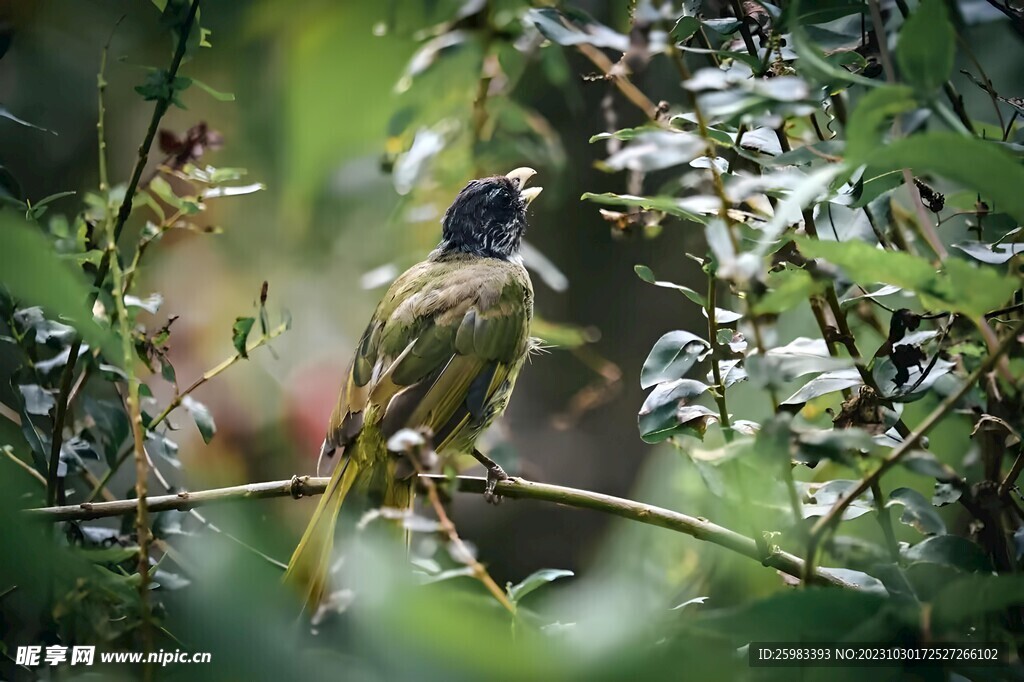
283;437;414;612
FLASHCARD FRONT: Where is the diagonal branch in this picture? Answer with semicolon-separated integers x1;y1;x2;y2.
27;474;853;589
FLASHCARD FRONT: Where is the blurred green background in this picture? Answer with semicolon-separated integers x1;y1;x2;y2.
3;0;1023;679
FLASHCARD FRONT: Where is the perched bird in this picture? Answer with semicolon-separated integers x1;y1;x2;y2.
284;167;542;610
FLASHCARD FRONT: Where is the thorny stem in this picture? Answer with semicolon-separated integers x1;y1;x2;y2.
47;0;201;509
803;319;1024;581
27;475;854;589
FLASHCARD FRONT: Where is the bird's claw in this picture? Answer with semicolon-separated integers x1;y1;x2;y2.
483;464;509;505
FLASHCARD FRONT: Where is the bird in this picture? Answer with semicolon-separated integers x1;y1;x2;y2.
284;167;543;610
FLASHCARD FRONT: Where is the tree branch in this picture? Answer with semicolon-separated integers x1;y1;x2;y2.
27;474;854;589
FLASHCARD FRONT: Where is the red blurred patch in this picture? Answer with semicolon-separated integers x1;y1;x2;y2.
284;361;346;460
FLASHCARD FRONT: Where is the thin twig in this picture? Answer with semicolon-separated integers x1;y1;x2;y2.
409;457;515;614
999;445;1024;499
26;474;853;589
149;323;288;429
4;447;47;486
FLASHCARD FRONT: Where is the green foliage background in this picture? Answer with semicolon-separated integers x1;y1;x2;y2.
2;0;1024;679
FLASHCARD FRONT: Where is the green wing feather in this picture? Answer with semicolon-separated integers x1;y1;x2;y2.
325;252;533;456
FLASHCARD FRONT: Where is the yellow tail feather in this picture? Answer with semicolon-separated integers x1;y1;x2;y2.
283;456;364;611
284;426;415;612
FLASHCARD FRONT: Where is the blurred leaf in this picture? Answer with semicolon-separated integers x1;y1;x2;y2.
84;396;129;468
135;69;191;109
602;131;704;172
782;368;862;405
182;396;216;444
530;317;597;348
747;337;853;385
640;331;711;389
900;450;957;481
802;477;876;520
797;237;1019;317
146;431;180;468
634;265;707;306
866;133;1024;225
795;428;877;467
887;487;946;535
17;384;54;416
506;568;573;605
931;575;1024;629
0;214;117;361
845;85;917;161
185;76;235;101
904;536;990;573
0;105;56;135
581;193;705;223
696;589;892;642
525;8;628;51
896;0;954;94
520;241;568;293
124;293;163;315
204;183;265;199
638;379;712;443
754;268;823;315
953;240;1024;264
232;317;255;358
933;482;962;507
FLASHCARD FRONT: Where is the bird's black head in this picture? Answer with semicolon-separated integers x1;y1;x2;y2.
439;167;541;260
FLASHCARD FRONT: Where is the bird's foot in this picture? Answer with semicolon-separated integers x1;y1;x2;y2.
472;448;509;505
483;463;510;505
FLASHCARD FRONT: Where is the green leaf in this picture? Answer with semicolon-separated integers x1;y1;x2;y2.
182;396;216;444
887;487;946;535
641;331;711;389
865;132;1024;225
634;265;706;306
638;379;713;443
754;268;824;315
696;589;891;643
0;213;117;362
796;237;1019;317
506;568;573;605
932;575;1024;629
581;193;705;223
0;105;57;135
896;0;954;94
185;76;235;101
781;368;862;405
904;536;990;573
845;85;917;162
232;317;255;358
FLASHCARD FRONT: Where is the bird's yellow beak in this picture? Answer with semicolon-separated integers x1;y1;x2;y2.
506;167;542;206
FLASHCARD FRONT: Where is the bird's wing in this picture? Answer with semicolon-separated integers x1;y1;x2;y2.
323;256;532;459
